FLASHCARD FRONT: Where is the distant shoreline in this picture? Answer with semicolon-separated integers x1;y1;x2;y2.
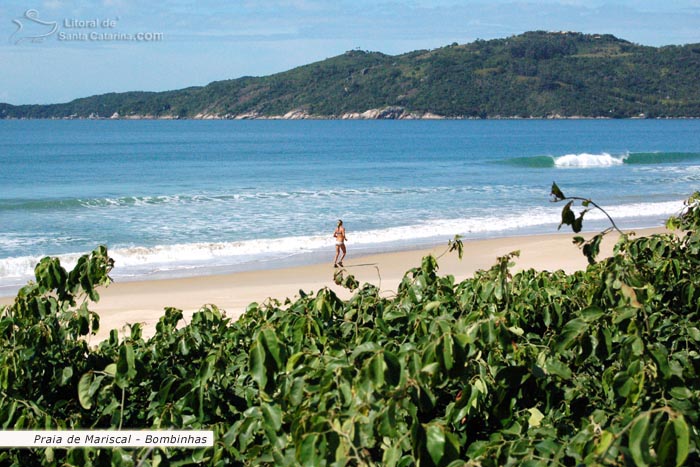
2;111;699;121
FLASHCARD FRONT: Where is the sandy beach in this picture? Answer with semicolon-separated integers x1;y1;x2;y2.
0;228;667;342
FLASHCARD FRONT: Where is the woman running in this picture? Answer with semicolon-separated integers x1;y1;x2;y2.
333;219;347;267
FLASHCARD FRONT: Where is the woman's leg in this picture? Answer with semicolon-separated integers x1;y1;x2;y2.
338;244;346;265
334;245;341;266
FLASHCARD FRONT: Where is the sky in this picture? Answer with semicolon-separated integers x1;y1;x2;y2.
1;0;700;105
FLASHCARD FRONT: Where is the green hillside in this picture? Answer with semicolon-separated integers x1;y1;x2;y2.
3;31;700;119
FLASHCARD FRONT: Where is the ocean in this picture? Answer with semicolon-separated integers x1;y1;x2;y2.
1;119;699;295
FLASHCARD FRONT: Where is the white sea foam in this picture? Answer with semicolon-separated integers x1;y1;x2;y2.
0;199;685;293
554;152;627;168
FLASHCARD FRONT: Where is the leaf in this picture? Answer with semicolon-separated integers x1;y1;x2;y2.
545;359;572;380
582;234;603;265
103;363;117;376
556;318;588;351
299;434;320;467
370;353;385;387
672;415;690;467
688;327;700;342
559;201;575;230
115;343;136;388
581;306;605;322
527;407;544;428
383;444;401;467
78;372;94;409
656;418;677;467
261;403;282;432
595;430;614;456
249;341;267;388
260;328;283;370
425;423;445;466
613;306;638;324
383;351;401;386
350;341;381;360
60;366;73;386
198;354;216;387
441;335;454;371
668;387;692;400
649;344;671;379
551;182;566;201
628;413;650;467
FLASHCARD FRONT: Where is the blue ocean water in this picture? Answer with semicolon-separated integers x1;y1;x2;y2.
1;119;699;294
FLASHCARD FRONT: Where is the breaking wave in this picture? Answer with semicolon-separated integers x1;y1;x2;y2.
505;152;700;168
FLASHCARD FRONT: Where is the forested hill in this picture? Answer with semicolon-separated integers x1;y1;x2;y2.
3;31;700;119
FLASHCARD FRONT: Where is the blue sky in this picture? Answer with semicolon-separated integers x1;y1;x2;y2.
2;0;700;105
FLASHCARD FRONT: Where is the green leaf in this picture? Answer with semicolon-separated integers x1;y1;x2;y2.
425;423;445;466
441;335;454;371
527;407;544;428
60;366;73;386
545;359;572;380
656;419;677;467
559;201;575;230
672;415;690;467
551;182;566;201
669;387;692;400
688;327;700;342
383;444;401;467
630;336;645;357
581;306;605;322
595;430;615;456
350;341;381;360
370;353;385;387
103;363;117;376
384;351;401;386
261;327;283;369
629;413;650;467
582;234;603;265
261;403;282;431
299;434;321;467
556;318;588;351
613;306;638;324
115;343;136;388
249;341;267;389
78;372;94;409
198;354;215;386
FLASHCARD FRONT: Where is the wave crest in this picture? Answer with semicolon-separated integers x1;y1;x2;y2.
505;151;700;169
554;152;626;168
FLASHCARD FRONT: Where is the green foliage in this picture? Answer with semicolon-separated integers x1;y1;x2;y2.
3;31;700;119
551;181;627;265
1;195;699;466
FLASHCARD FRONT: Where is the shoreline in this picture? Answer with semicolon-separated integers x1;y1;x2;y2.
3;115;700;121
0;227;667;343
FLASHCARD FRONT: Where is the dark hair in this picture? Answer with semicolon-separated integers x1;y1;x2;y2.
338;219;343;225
